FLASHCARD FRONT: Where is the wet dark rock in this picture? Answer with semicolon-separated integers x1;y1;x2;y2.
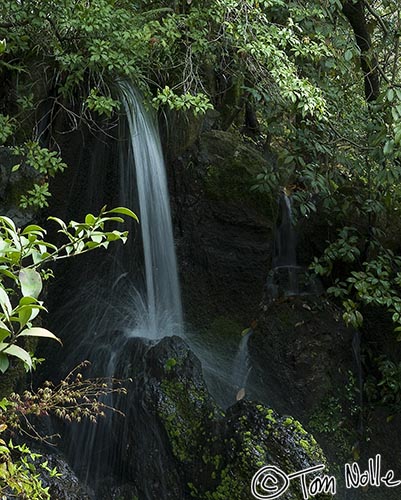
249;297;353;421
0;146;39;227
204;401;330;500
169;129;273;328
104;335;332;500
37;451;93;500
97;479;139;500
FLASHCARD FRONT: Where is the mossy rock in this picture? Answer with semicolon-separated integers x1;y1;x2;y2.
120;336;332;499
197;130;273;216
196;402;331;500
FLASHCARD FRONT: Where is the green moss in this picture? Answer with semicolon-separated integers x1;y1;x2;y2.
308;394;355;462
158;378;216;463
164;357;177;371
159;379;328;500
209;316;243;338
265;409;277;424
200;130;274;216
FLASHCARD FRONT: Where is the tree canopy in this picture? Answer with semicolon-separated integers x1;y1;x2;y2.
2;0;401;330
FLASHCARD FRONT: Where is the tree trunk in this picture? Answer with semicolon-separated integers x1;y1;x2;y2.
342;1;380;102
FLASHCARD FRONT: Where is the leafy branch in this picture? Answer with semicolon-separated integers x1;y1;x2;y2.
0;207;138;372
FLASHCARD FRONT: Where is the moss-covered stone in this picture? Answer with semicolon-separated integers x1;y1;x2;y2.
130;336;333;500
199;130;273;217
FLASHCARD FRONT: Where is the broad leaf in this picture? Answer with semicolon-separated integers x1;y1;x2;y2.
0;353;9;373
18;327;62;345
19;268;42;299
0;343;32;370
0;287;12;316
108;207;139;222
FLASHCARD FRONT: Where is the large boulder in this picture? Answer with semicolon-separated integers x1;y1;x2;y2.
249;296;354;421
97;335;333;500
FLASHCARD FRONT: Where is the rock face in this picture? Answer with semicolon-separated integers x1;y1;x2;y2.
35;451;93;500
0;146;38;227
94;335;333;500
249;296;354;422
169;129;274;329
43;455;93;500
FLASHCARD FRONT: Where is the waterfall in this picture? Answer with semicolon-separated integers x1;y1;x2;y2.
50;82;257;494
48;82;185;490
119;82;183;338
266;189;321;299
232;330;252;401
273;191;297;268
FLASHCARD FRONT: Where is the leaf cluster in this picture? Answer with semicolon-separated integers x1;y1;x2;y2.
0;207;137;373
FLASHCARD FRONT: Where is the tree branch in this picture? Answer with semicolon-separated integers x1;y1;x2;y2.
362;0;389;36
342;1;380;102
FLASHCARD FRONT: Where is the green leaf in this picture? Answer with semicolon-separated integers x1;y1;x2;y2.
85;213;96;225
47;216;67;230
383;140;394;156
0;267;17;281
344;49;353;61
0;343;32;370
0;353;9;373
0;320;11;342
107;207;139;222
0;287;12;316
21;224;45;236
0;398;10;411
18;327;62;345
19;268;43;299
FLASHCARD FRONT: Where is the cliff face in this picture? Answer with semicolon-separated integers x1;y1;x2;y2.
163;114;401;500
168;128;274;328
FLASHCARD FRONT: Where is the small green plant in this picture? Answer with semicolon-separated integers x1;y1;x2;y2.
20;183;52;209
310;227;401;332
0;114;15;145
12;142;67;177
308;374;360;461
85;88;121;117
0;207;136;498
12;142;68;209
0;425;53;499
0;362;128;499
365;356;401;416
0;206;137;373
250;166;280;196
152;86;213;116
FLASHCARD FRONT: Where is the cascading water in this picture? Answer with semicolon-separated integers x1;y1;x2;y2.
119;81;183;338
273;190;297;269
48;82;186;494
50;82;256;495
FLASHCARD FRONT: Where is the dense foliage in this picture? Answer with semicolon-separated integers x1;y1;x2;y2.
2;0;401;487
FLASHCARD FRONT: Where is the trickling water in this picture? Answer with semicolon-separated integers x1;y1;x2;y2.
352;329;364;443
272;190;297;268
232;330;252;400
267;190;321;299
